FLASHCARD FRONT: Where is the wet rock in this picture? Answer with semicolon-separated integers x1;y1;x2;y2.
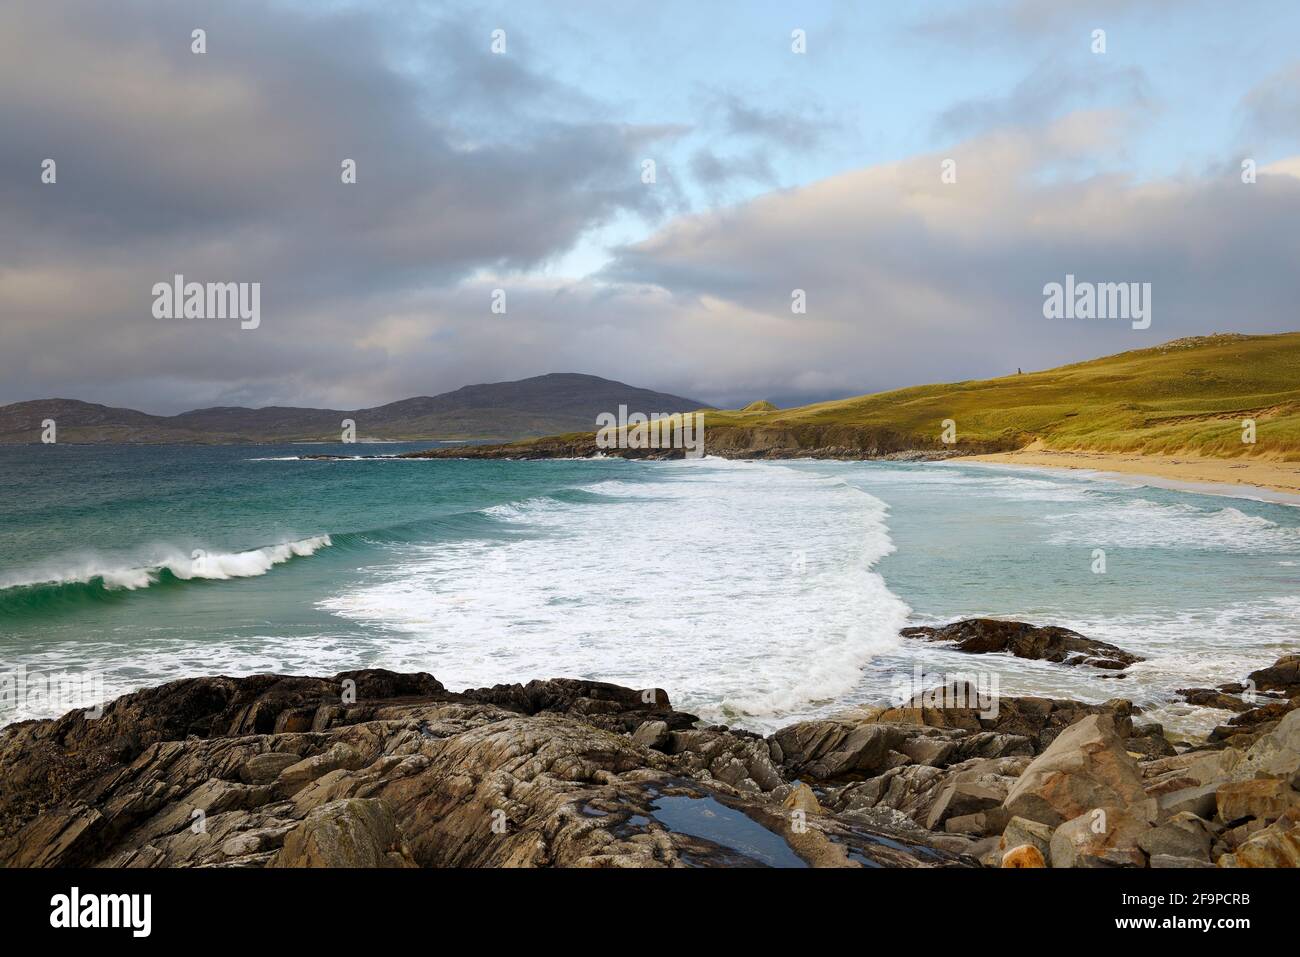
1003;714;1152;827
1244;655;1300;696
1178;689;1253;713
900;619;1142;670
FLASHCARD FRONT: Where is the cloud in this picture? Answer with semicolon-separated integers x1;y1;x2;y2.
1;0;1296;415
1239;61;1300;149
594;116;1300;405
0;0;679;409
935;59;1151;140
913;0;1208;49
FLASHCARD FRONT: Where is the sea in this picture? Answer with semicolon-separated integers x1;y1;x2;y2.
2;444;1298;735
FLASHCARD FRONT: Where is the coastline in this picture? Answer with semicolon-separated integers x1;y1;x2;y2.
956;448;1300;505
2;638;1296;868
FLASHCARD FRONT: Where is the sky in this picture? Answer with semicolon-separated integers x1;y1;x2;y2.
2;0;1299;413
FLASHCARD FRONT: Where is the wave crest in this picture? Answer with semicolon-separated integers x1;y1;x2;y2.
0;535;333;601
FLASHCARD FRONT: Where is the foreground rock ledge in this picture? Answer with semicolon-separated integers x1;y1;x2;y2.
1;666;1297;868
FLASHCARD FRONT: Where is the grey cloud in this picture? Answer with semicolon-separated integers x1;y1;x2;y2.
935;59;1151;139
710;93;834;148
0;0;683;410
597;120;1300;404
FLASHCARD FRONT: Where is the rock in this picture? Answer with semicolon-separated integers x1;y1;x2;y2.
631;720;670;751
1138;812;1212;862
900;619;1142;670
782;781;822;815
1228;709;1300;782
926;781;1005;830
1216;814;1300;867
1156;783;1220;821
1178;688;1253;713
1150;854;1214;868
770;720;900;780
0;670;967;869
271;799;414;868
944;809;1009;837
1125;724;1177;758
1050;807;1151;868
999;816;1055;864
835;755;1028;829
897;733;959;767
276;743;361;795
1244;655;1300;696
240;752;302;785
1215;778;1300;825
1003;714;1152;826
873;685;1133;753
1001;844;1046;868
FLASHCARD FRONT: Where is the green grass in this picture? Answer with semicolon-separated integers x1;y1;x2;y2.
693;333;1300;459
479;333;1300;459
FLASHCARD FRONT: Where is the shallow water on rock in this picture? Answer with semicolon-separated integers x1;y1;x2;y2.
649;794;807;868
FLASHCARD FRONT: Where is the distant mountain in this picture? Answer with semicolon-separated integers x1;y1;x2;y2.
0;374;709;444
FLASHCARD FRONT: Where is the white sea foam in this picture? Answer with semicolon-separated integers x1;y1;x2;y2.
0;535;332;592
320;459;910;729
1043;499;1298;551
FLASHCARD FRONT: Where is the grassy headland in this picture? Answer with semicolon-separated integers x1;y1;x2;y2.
408;333;1300;470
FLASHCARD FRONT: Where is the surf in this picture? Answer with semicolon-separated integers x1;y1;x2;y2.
0;535;333;612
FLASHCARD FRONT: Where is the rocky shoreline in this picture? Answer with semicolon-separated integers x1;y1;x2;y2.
1;621;1296;868
389;428;1002;461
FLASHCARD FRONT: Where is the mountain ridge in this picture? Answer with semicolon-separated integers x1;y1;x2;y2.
0;373;709;444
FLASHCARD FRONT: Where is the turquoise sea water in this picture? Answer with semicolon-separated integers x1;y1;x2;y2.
1;445;1297;732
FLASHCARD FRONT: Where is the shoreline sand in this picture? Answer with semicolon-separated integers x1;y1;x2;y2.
956;448;1300;505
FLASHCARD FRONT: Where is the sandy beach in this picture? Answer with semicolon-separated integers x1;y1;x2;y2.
961;446;1300;502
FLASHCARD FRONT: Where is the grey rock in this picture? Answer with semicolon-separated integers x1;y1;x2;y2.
1138;812;1212;862
631;719;670;750
1157;783;1219;821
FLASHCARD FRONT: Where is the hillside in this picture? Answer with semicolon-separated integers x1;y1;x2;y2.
416;333;1300;461
0;374;707;444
